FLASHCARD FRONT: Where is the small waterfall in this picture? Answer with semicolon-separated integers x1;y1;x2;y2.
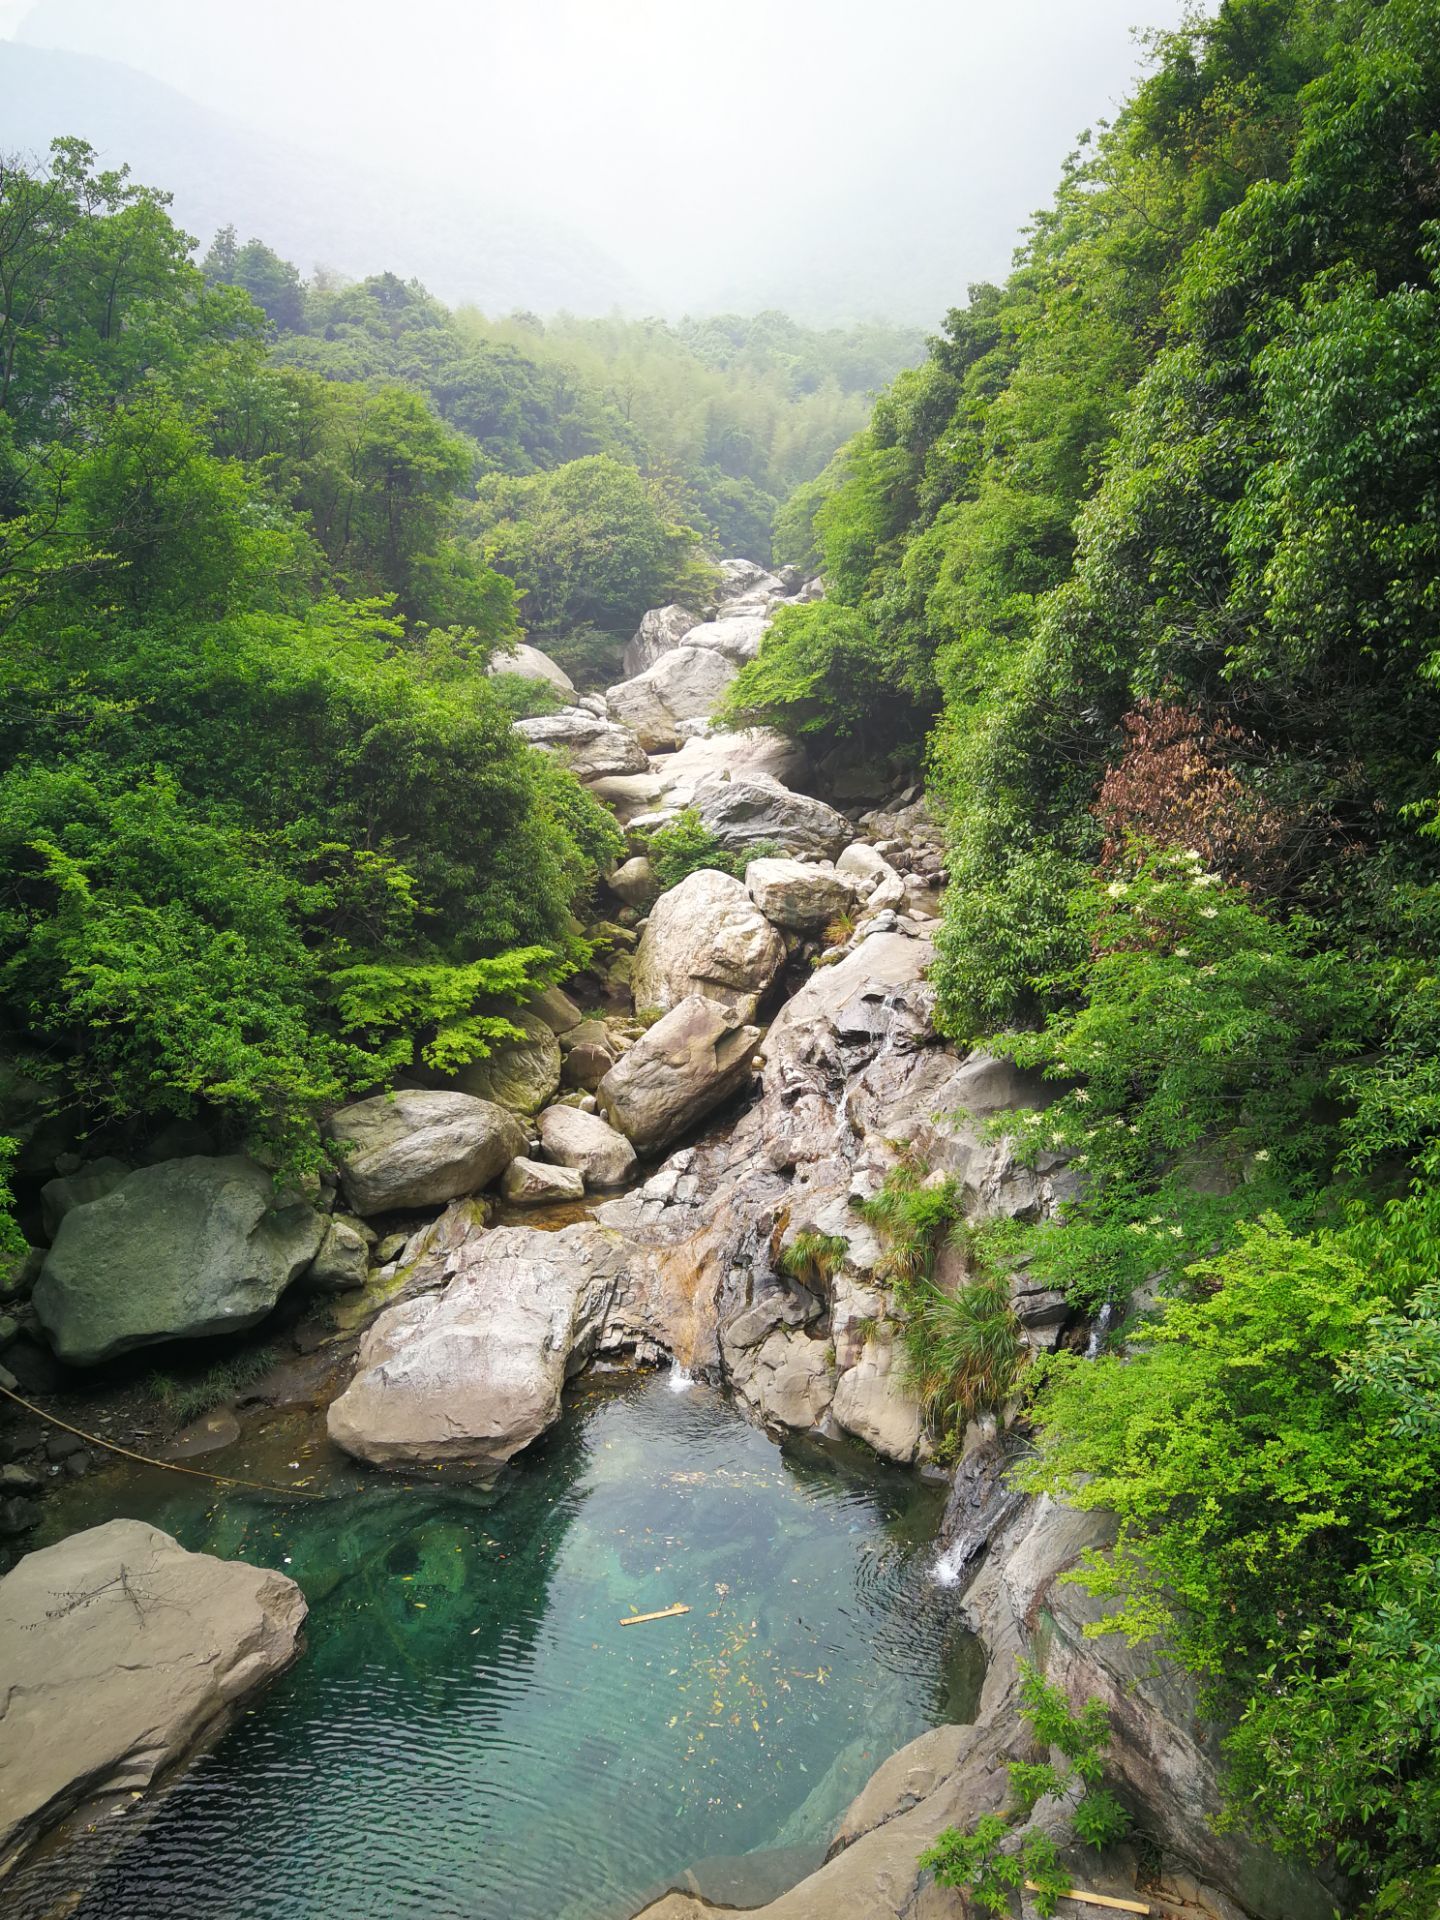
1084;1301;1119;1359
930;1538;968;1588
666;1362;696;1394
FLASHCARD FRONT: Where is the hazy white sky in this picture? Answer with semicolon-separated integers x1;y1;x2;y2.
8;0;1203;317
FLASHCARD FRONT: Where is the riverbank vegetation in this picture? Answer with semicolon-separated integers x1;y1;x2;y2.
727;1;1440;1909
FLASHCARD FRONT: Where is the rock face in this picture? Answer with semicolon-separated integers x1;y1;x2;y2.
650;728;808;806
327;1224;623;1471
327;1090;526;1217
32;1157;324;1366
605;647;738;751
513;708;648;779
692;774;851;860
680;611;768;663
745;857;859;932
622;603;701;678
536;1105;637;1189
631;869;785;1020
487;641;575;698
598;996;760;1154
0;1519;305;1869
431;1011;561;1116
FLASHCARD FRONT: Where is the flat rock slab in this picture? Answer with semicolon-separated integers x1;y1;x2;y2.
0;1519;305;1870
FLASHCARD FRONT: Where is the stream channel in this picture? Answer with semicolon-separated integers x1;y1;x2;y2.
10;1368;981;1920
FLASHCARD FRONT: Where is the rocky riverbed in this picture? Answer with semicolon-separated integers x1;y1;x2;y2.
0;561;1339;1919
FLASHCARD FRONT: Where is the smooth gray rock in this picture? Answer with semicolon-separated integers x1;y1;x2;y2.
327;1223;623;1471
680;611;768;662
605;647;738;751
631;868;785;1021
500;1156;585;1206
327;1091;526;1217
598;996;760;1155
622;603;702;678
32;1157;324;1365
745;856;860;932
692;774;851;860
649;728;808;807
514;707;649;779
306;1215;370;1292
537;1105;638;1190
0;1520;305;1868
39;1157;131;1241
607;854;661;910
487;641;575;698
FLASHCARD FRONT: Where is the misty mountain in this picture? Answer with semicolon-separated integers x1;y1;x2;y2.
0;40;648;313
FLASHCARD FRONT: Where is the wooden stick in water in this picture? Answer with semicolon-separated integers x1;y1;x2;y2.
619;1603;690;1626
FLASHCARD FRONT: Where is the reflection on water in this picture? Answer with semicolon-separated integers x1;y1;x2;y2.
9;1373;980;1920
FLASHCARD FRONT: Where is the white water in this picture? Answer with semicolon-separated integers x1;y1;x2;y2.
930;1539;967;1588
666;1363;696;1394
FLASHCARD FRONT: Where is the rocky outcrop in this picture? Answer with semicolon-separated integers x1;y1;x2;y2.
597;996;760;1155
680;611;768;663
605;647;738;751
631;868;785;1020
327;1090;526;1217
487;641;575;698
32;1157;324;1366
650;728;808;806
745;857;860;932
0;1520;305;1871
692;774;851;860
536;1105;637;1189
326;1223;624;1472
513;707;648;779
622;603;701;679
716;559;782;602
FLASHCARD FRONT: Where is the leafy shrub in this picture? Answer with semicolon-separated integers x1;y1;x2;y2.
644;811;783;893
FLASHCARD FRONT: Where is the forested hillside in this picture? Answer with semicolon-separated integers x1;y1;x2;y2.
723;1;1440;1910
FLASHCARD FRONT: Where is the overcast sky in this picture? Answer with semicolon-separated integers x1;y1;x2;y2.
7;0;1203;319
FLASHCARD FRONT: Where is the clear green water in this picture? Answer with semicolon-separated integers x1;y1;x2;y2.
10;1372;979;1920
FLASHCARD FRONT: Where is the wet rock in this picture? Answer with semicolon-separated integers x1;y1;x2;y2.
326;1090;526;1217
327;1223;624;1471
500;1156;585;1206
632;869;785;1021
0;1519;305;1868
536;1106;637;1190
514;707;649;779
606;647;738;751
487;641;575;698
691;774;851;861
745;857;860;932
598;996;760;1156
32;1157;325;1367
306;1216;370;1293
0;1495;40;1537
0;1465;39;1494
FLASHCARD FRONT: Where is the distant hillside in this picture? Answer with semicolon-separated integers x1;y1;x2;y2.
0;41;646;313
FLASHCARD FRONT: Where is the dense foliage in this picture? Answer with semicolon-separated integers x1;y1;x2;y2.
0;141;620;1192
730;4;1440;1910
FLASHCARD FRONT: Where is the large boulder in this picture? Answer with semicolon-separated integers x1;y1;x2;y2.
0;1519;305;1868
650;728;808;805
513;708;648;779
306;1215;370;1292
607;854;660;910
326;1090;526;1217
692;773;851;860
487;641;575;698
717;558;782;602
622;603;702;678
605;647;738;751
32;1157;324;1366
679;611;768;663
745;857;860;932
631;869;785;1020
430;1011;561;1116
598;995;760;1155
829;1328;928;1464
537;1104;637;1190
39;1156;130;1240
327;1222;623;1471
